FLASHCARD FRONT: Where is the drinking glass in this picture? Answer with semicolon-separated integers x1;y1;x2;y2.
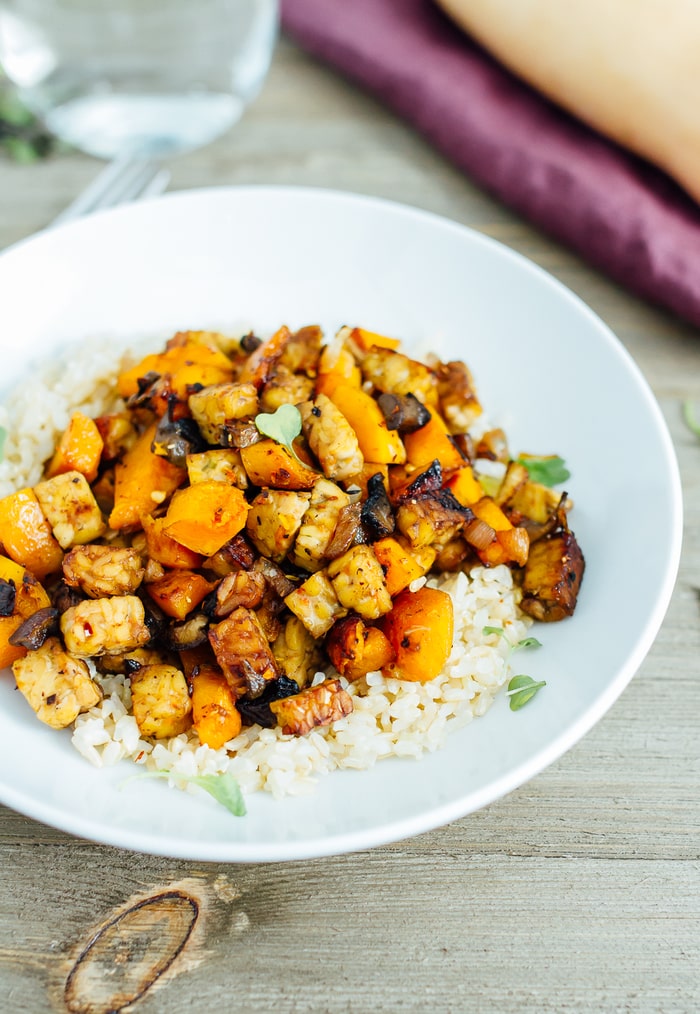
0;0;278;159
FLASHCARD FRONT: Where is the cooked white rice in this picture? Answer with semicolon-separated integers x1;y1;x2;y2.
1;337;530;800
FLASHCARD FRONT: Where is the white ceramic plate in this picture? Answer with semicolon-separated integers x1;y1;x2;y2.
0;187;682;861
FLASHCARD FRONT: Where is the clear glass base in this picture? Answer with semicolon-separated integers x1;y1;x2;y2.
44;91;243;159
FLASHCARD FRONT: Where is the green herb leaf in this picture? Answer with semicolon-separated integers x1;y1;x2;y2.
515;636;542;650
506;674;546;711
517;455;570;487
683;400;700;439
255;404;303;455
123;769;246;816
0;426;6;463
482;625;504;638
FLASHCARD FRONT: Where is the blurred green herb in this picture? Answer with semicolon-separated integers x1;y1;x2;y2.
506;675;547;711
0;79;55;162
516;454;570;487
123;769;247;816
483;626;542;653
683;400;700;439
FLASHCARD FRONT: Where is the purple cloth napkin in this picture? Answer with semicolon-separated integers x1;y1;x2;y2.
281;0;700;329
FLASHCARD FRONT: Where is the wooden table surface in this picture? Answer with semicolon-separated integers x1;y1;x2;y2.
1;40;699;1014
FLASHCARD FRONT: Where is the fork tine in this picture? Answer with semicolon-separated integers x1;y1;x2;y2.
50;156;167;227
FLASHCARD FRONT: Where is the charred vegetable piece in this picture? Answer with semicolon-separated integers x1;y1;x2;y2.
34;472;106;549
327;545;392;621
0;579;16;617
360;473;395;541
377;392;431;433
520;530;585;622
0;555;53;668
324;503;365;560
285;570;347;637
191;667;242;749
240;439;318;491
279;324;323;373
269;678;353;736
326;615;396;681
8;606;58;649
162;612;210;652
390;460;443;504
205;534;257;577
145;570;217;621
12;637;102;729
141;515;204;570
109;424;186;532
382;587;454;682
46;411;104;483
130;664;193;739
238;325;292;389
251;557;297;599
60;595;151;657
208;607;279;698
403;413;464;472
0;488;64;579
62;545;145;599
328;384;406;465
163;481;249;556
300;394;364;481
152;401;208;467
237;674;301;729
373;536;436;597
396;489;473;550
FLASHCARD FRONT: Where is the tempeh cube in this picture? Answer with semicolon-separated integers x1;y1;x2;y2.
208;607;279;697
284;570;346;637
12;637;102;729
130;664;193;738
60;595;151;656
62;545;145;598
270;678;353;736
34;471;106;549
327;545;392;620
245;489;310;562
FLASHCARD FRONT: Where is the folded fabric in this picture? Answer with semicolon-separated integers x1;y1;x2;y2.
281;0;700;329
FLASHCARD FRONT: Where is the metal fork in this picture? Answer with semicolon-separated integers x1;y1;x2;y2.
50;156;171;227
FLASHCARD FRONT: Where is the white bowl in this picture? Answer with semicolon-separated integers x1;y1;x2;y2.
0;187;682;860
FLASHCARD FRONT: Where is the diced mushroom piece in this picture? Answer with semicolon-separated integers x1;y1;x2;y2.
377;392;431;433
8;607;59;650
327;545;392;621
360;473;395;541
435;360;482;433
245;489;311;562
396;489;473;550
162;612;210;652
186;448;248;489
60;595;151;656
299;394;364;481
208;607;279;698
361;348;437;405
205;534;256;577
272;616;323;690
269;678;353;736
34;471;106;549
290;477;351;571
188;382;259;445
284;570;347;637
520;530;585;622
260;366;315;413
12;637;102;729
62;545;145;599
213;570;267;617
130;664;193;739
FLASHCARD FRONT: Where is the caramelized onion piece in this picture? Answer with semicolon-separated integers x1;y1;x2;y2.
464;517;495;551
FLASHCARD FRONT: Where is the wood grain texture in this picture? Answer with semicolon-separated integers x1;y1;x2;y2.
1;38;699;1013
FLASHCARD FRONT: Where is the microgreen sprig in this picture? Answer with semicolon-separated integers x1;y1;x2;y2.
506;675;547;711
483;626;545;711
255;404;310;467
123;769;246;816
516;454;570;487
